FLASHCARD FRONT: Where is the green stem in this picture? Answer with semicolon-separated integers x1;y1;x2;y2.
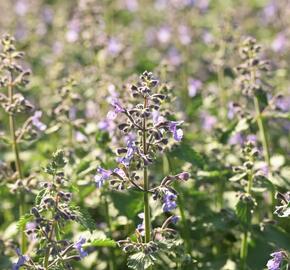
253;96;270;167
8;73;26;253
252;68;274;213
143;97;151;243
104;194;117;270
44;192;58;269
240;169;253;270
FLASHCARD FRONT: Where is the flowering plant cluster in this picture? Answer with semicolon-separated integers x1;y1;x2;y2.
94;71;190;269
0;1;289;270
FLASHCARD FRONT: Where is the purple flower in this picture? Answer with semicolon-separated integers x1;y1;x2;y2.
117;139;136;167
258;162;269;177
113;167;126;179
12;248;29;270
75;131;87;143
176;172;190;181
167;48;182;66
275;95;290;112
168;121;183;142
73;237;88;258
162;191;177;212
107;38;123;56
178;25;191;45
94;167;112;188
266;251;284;270
25;222;37;241
272;33;287;53
66;19;80;43
246;134;257;144
188;78;202;97
229;132;244;145
31;111;47;131
111;100;125;113
123;0;139;11
200;112;217;131
227;102;239;119
15;0;28;16
170;215;180;224
157;26;171;44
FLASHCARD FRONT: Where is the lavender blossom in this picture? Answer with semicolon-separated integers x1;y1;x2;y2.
228;132;244;145
94;167;112;188
274;95;290;112
272;33;287;53
12;248;29;270
73;237;88;258
31;111;47;131
170;215;180;224
266;251;284;270
168;121;183;142
107;38;123;56
117;139;136;167
188;78;202;97
157;26;171;44
112;100;126;113
162;191;177;212
201;112;217;131
178;25;191;45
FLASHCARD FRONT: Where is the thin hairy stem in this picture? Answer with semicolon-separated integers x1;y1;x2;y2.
143;97;151;243
240;168;253;270
8;71;26;253
251;68;274;212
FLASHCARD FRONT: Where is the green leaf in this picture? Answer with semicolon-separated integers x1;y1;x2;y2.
235;118;249;133
110;190;143;219
171;143;204;168
70;205;96;232
229;172;247;182
235;198;253;230
127;252;155;270
17;214;32;232
35;188;47;205
89;238;116;247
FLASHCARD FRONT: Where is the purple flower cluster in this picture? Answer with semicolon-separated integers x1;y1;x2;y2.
266;251;284;270
162;191;177;212
168;121;183;142
12;248;29;270
31;111;47;131
73;237;88;258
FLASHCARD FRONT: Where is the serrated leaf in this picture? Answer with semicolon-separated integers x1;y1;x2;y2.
70;205;96;232
127;252;155;270
229;172;247;182
35;188;47;205
17;214;32;231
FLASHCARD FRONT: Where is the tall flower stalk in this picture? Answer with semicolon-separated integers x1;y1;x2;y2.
94;71;190;269
230;141;261;270
236;37;274;209
0;35;46;252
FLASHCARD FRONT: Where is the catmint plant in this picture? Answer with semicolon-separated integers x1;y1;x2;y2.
0;34;46;252
230;139;273;269
12;150;90;270
94;71;190;269
235;37;272;170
